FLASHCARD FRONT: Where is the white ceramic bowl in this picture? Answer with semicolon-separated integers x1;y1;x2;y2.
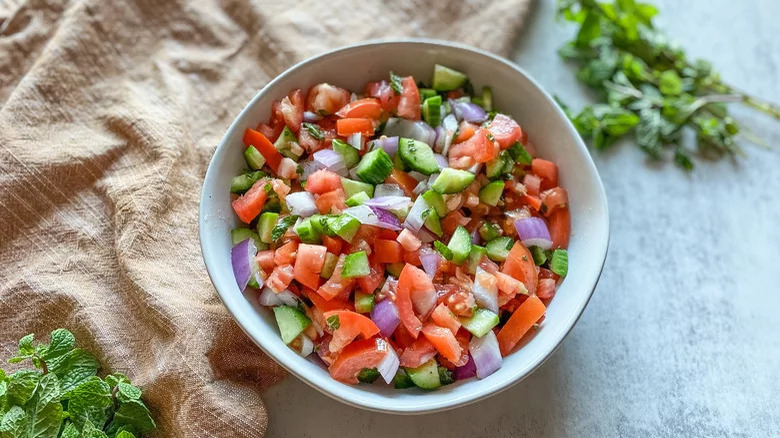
199;39;609;414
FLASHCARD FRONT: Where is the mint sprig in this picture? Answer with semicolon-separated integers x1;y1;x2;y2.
0;329;156;438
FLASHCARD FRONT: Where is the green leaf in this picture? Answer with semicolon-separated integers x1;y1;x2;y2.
67;377;113;430
301;123;324;141
357;368;380;384
326;315;340;331
108;400;156;434
104;374;130;390
0;380;8;416
0;406;28;438
270;215;299;242
17;335;35;357
60;423;80;438
114;431;137;438
635;108;662;159
80;420;109;438
389;71;403;94
41;329;76;361
115;383;141;404
674;147;694;171
23;373;63;438
576;12;601;47
658;70;682;95
48;349;100;396
6;371;41;406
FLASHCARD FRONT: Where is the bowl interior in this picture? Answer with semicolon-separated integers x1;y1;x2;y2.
200;40;609;414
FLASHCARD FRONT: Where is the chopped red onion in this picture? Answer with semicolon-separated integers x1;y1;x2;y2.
514;217;553;250
375;136;399;158
383;118;435;145
347;132;363;150
413;180;428;195
376;339;400;384
312;149;347;176
368;206;403;230
471;228;482;245
297;334;314;357
231;238;258;291
350;92;358;102
403;195;430;232
258;287;299;307
344;205;402;230
470;330;502;379
303;111;322;122
441;114;458;156
364;196;412;210
434;154;448;170
451;100;488;123
374;183;405;198
285;191;318;218
418;227;437;244
299;160;319;180
454;354;477;380
371;299;400;337
473;267;499;313
434;126;445;151
419;247;441;279
408;171;427;182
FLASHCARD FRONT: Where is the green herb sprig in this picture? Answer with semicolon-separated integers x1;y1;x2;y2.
0;329;156;438
556;0;779;170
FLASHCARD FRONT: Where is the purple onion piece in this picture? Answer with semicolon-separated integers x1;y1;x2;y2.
231;239;257;291
419;250;441;280
378;136;399;158
454;354;477;380
363;196;412;210
371;299;400;337
434;153;448;170
471;228;482;245
368;205;403;230
313;149;347;175
514;217;553;250
469;330;502;379
451;100;488;123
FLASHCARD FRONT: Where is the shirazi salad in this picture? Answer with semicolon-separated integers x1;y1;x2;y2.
228;64;570;390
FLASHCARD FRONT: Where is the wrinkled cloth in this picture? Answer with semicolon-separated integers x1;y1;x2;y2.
0;0;531;435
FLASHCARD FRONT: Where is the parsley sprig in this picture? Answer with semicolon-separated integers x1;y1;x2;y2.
0;329;156;438
556;0;779;170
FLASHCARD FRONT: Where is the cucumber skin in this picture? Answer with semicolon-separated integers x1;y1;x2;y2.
447;226;472;264
274;306;311;344
356;148;394;185
399;138;439;175
432;168;475;194
460;308;500;338
406;359;442;389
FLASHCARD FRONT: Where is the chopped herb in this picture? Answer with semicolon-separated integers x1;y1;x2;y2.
326;314;340;331
357;368;381;383
550;249;569;277
302;122;325;141
270;215;299;242
389;71;403;94
438;366;455;385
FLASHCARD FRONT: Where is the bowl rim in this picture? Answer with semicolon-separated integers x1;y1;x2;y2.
199;37;610;414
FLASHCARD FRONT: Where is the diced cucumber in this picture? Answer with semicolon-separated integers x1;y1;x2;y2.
419;88;438;101
386;262;404;277
333;138;360;168
354;292;375;313
273;305;311;344
295;217;321;244
357;368;381;384
434;240;454;261
432;64;468;92
231;228;266;250
466;244;487;275
422;95;442;127
345;191;370;207
530;246;548;266
320;252;339;279
393;369;416;389
421;190;447;218
261;197;282;214
481;86;493;111
327;214;361;242
460;308;500;338
407;359;441;389
341;177;374;198
479;222;502;242
356;148;394;185
471;96;484;107
423;208;443;237
342;251;370;278
479;180;505;206
244;145;267;170
447;225;472;265
311;214;337;237
507;141;532;166
257;212;279;244
274;126;302;160
399;138;439;176
486;236;514;262
550;249;568;277
393;151;408;171
232;171;266;195
486;151;510;179
431;168;475;194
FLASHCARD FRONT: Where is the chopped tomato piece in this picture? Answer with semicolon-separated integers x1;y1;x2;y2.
336;118;375;136
374;239;404;264
392;322;416;350
396;229;421;252
488;113;523;149
377;229;398;240
520;194;542;212
266;264;294;292
324;310;381;353
301;287;350;312
403;248;422;266
421;323;462;363
536;278;556;300
256;250;276;272
305;169;343;195
396;264;433;338
441;210;465;237
399;336;437;368
523;174;541;197
298;126;323;153
336;98;382;119
501;241;538;295
495;271;527;306
449;128;497;169
365;80;399;112
293;244;327;290
328;337;392;384
357;253;384;294
279;89;304;132
242;128;282;173
317;254;354;300
455;121;478;143
548;208;570;249
540;187;568;216
531;158;558;190
397;76;421;120
315;188;347;214
256;122;282;143
431;303;461;335
306;83;350;115
321;235;343;255
385;168;418;197
231;179;268;223
274;240;298;266
496;295;546;356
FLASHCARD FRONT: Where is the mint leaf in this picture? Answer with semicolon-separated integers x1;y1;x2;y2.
108;400;156;435
302;122;325;141
0;380;8;416
23;373;63;438
115;431;137;438
0;405;28;438
389;71;403;94
104;374;130;389
48;349;99;395
41;329;75;361
6;371;40;407
271;215;299;242
17;335;34;357
67;377;112;430
115;383;141;403
60;423;80;438
80;420;109;438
